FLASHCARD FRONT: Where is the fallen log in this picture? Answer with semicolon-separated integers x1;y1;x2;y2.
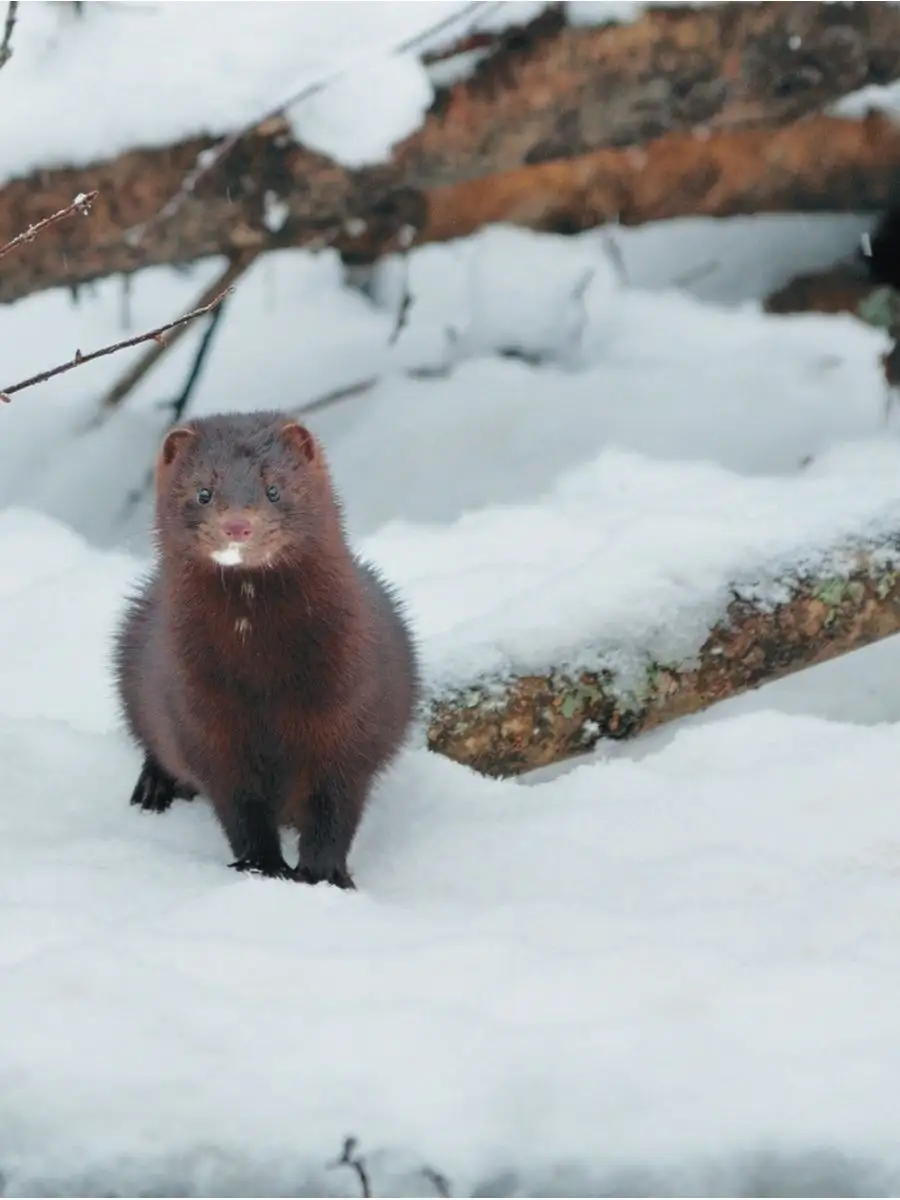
425;532;900;776
3;2;900;304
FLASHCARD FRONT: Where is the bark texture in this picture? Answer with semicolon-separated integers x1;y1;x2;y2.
426;540;900;777
3;3;900;303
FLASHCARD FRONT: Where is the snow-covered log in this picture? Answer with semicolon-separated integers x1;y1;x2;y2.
426;533;900;776
3;2;900;304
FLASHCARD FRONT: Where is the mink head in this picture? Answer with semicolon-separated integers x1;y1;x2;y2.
154;412;331;571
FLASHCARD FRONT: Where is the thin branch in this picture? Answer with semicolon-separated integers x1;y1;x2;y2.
421;1166;451;1197
0;190;97;263
329;1137;371;1199
0;286;232;402
116;299;232;523
121;1;492;247
0;0;18;72
387;254;414;347
169;295;228;425
97;251;255;412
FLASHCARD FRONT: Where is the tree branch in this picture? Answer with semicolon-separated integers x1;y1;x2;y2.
329;1138;371;1199
4;4;900;305
96;251;254;412
0;0;18;72
121;0;494;249
426;531;900;776
0;190;97;263
0;286;232;402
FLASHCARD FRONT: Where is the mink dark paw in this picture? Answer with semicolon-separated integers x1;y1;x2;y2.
295;863;356;890
229;856;295;881
129;759;177;813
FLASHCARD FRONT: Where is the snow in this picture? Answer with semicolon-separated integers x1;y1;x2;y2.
3;3;900;1194
0;208;898;1192
0;1;507;178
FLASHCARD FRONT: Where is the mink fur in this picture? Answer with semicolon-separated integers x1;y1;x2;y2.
114;411;420;887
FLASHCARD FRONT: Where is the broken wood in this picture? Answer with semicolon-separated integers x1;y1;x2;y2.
425;534;900;777
423;111;900;242
3;2;900;304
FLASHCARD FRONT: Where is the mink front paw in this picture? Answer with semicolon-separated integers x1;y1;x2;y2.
295;863;356;890
129;759;176;813
229;856;295;881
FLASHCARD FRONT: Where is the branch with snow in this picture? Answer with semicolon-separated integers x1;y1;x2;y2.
121;0;494;249
426;533;900;777
0;189;97;264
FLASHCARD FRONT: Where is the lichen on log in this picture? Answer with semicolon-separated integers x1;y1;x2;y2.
3;2;900;304
425;537;900;777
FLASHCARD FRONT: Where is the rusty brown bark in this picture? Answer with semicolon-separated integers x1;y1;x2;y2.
2;3;900;305
425;539;900;777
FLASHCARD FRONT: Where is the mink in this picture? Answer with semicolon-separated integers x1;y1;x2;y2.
113;411;421;887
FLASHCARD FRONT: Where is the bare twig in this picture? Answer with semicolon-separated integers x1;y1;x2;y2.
0;190;97;263
116;298;232;522
0;0;19;71
169;295;228;425
122;1;492;247
0;286;232;402
329;1137;372;1199
97;251;255;412
387;255;414;346
421;1165;451;1197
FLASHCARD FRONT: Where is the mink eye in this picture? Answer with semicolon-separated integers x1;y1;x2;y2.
265;484;280;503
197;488;213;505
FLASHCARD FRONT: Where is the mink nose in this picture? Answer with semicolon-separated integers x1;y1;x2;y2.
220;517;254;542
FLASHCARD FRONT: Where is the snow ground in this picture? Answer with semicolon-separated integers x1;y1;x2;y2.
2;2;900;1195
1;209;900;1194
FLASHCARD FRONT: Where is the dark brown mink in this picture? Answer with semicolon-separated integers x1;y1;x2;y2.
113;411;421;887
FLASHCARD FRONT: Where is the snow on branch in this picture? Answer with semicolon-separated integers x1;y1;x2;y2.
0;189;97;263
123;0;494;248
427;532;900;777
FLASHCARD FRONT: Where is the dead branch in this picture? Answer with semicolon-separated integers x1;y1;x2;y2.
0;286;231;402
4;4;900;305
426;531;900;777
0;190;97;263
122;0;493;249
0;0;18;71
116;297;231;522
421;1166;451;1197
97;251;254;412
329;1137;371;1200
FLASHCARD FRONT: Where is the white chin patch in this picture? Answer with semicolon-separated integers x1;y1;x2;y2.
211;542;245;567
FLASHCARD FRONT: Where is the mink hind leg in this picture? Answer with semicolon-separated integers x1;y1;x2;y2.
129;753;198;813
295;774;366;890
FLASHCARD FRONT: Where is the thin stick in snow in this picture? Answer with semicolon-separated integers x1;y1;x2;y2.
0;0;18;71
329;1137;372;1199
116;298;232;523
0;190;98;263
97;251;255;412
420;1165;451;1197
0;287;232;402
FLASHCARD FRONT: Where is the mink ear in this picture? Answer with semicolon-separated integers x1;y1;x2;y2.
160;427;195;467
281;422;318;465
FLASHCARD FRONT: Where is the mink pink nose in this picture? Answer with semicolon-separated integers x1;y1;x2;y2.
220;517;254;542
